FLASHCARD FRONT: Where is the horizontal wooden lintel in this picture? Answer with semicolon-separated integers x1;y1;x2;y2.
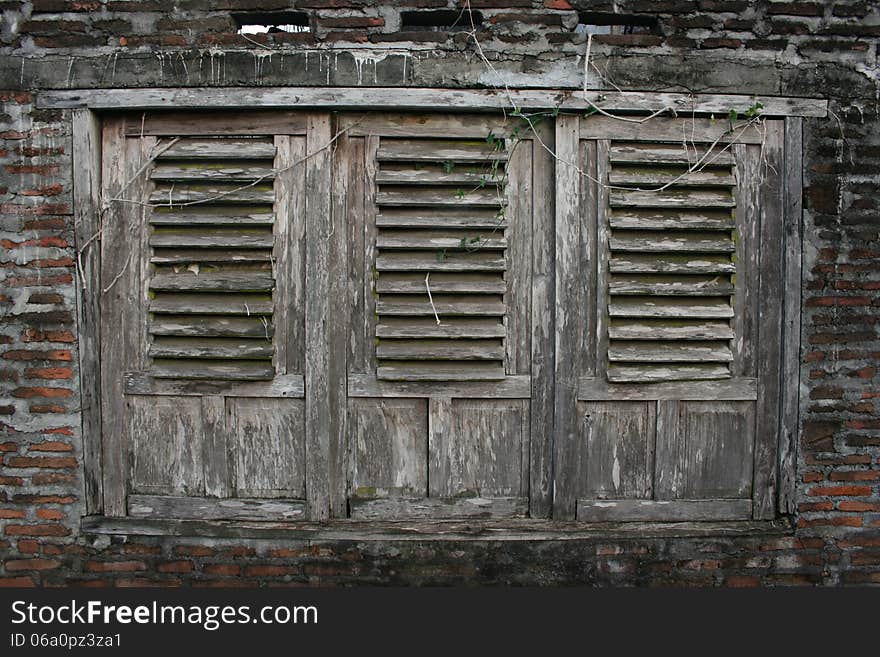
348;374;531;398
577;499;752;522
128;495;306;521
349;496;528;521
123;372;305;398
577;377;757;401
81;515;792;542
38;88;827;117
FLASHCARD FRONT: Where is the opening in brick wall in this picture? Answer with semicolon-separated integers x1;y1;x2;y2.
400;10;482;32
575;12;658;36
233;11;310;35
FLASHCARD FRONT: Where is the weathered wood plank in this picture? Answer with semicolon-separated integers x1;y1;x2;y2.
123;372;305;398
506;136;531;377
376;212;508;229
149;337;273;360
779;117;803;515
348;398;428;502
376;235;507;250
347;374;531;399
377;339;504;361
150;294;272;315
732;143;760;378
151;248;272;264
150;228;274;249
149;360;275;380
201;395;230;498
72;109;103;515
378;363;505;382
150;271;274;292
304;112;337;521
128;396;203;497
576;402;653;501
753;121;784;520
340;112;510;139
378;139;507;163
377;300;506;317
99;120;141;516
81;515;792;541
577;377;758;401
350;496;528;520
156;138;276;160
229;397;306;498
149;211;273;226
40;88;828;118
376;169;503;186
552;115;583;521
346;136;367;375
577;499;752;521
610;143;735;166
610;188;735;209
609;210;735;231
376;319;505;339
429;399;528;498
679;401;755;499
123;111;309;136
376;189;504;208
149;186;275;206
150;315;273;338
609;275;733;296
377;273;505;294
150;163;275;182
608;364;730;383
609;235;734;253
608;320;734;341
581;115;766;143
128;495;306;521
376;253;506;272
609;168;736;188
608;343;733;363
608;299;734;319
610;254;736;274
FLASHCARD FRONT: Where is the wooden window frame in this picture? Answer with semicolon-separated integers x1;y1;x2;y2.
63;88;825;535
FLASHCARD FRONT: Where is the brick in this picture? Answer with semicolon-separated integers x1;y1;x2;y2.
798;516;863;528
173;545;214;557
157;561;193;574
766;1;824;16
244;565;299;577
5;456;77;469
3;350;72;361
5;558;60;571
84;561;147;573
0;509;27;519
203;564;240;576
0;577;36;587
808;485;873;496
28;441;73;452
5;524;71;537
724;575;760;588
36;509;65;520
17;539;40;554
11;387;73;399
838;500;880;512
829;470;880;482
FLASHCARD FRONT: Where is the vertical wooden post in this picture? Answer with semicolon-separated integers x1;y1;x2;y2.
72;109;103;515
304;112;345;520
552;115;581;520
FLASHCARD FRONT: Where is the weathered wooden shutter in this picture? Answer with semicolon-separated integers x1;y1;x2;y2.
338;113;554;520
99;112;313;520
147;137;277;381
555;116;786;522
605;141;736;383
374;137;508;381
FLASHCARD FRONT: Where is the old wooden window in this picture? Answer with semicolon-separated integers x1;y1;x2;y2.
96;112;313;520
65;89;815;530
554;114;799;522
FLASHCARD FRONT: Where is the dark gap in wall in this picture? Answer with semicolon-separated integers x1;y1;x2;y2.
233;11;311;35
575;12;659;36
400;10;482;33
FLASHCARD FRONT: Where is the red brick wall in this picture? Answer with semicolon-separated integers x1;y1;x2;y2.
1;0;878;586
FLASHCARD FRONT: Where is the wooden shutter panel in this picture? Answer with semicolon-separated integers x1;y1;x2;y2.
146;137;277;381
605;141;737;383
374;137;508;381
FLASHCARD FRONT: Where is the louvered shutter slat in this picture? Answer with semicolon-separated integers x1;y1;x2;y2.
605;139;737;383
148;136;277;381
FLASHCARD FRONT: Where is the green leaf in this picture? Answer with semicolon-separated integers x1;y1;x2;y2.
436;249;447;262
441;160;455;174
